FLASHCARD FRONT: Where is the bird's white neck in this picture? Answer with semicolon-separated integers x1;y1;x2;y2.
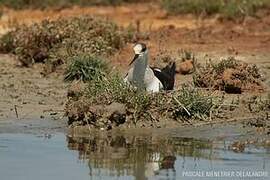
132;51;148;89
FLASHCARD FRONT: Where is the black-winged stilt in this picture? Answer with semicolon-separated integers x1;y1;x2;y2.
124;43;176;92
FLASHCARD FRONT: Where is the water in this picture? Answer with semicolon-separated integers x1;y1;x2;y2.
0;133;269;180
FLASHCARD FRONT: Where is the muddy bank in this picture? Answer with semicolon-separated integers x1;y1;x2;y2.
0;55;66;121
65;56;269;131
0;3;269;133
0;118;66;134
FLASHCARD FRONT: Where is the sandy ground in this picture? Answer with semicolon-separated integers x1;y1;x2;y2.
0;3;269;126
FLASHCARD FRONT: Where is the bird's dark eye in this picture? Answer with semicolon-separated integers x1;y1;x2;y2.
141;43;147;52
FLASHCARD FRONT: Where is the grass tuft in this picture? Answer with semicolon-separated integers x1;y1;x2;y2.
64;54;108;82
248;94;270;112
210;57;238;74
0;32;15;53
86;74;152;117
172;86;220;120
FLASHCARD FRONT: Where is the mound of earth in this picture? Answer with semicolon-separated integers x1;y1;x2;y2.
194;57;264;94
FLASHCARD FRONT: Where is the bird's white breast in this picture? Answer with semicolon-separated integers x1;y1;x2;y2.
126;67;163;92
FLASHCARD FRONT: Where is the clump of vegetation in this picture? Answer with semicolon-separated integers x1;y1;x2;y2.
247;94;270;113
66;70;223;129
0;32;15;53
0;16;135;70
193;57;264;94
161;0;270;19
172;86;221;120
85;74;152;117
64;54;108;82
0;0;151;9
259;94;270;111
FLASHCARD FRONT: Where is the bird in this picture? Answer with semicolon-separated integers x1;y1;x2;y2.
124;43;176;92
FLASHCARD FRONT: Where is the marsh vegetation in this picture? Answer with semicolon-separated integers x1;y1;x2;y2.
0;0;269;130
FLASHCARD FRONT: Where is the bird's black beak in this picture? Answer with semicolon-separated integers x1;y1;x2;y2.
129;54;139;66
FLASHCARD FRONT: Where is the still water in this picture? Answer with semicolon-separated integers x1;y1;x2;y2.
0;133;269;180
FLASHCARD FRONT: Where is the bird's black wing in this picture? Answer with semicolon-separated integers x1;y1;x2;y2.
151;62;176;90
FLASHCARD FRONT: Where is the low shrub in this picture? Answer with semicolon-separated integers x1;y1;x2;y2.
193;57;263;93
0;16;135;69
0;32;15;53
248;94;270;112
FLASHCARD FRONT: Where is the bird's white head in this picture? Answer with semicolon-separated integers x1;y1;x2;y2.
129;43;148;65
133;43;147;55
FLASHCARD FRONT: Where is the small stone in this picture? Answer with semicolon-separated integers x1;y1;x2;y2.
38;101;46;105
50;112;58;115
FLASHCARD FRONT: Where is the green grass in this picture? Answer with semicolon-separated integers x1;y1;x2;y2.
161;0;270;19
0;31;14;53
81;73;222;122
0;0;150;9
64;53;223;126
172;86;221;120
248;94;270;112
210;57;238;74
64;54;108;82
86;74;152;117
257;94;270;112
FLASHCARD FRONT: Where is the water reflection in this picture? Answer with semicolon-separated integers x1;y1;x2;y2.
0;133;269;180
67;134;216;179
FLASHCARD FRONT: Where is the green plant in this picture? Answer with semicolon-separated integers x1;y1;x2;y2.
87;74;151;117
64;54;108;82
0;0;151;9
0;32;15;53
162;0;221;16
172;86;221;120
258;94;270;111
161;0;270;19
210;57;238;74
0;16;134;70
85;74;223;122
248;94;270;112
